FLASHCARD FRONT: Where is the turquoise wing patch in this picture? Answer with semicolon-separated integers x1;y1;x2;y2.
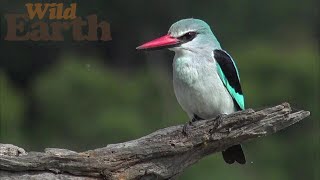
217;64;245;110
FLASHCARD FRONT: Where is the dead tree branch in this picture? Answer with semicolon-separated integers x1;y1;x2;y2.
0;103;310;180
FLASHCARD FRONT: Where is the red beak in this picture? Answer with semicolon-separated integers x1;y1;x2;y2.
136;34;180;50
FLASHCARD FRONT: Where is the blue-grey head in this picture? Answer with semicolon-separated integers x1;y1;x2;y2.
136;18;221;52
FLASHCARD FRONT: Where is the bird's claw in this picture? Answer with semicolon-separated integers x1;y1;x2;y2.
182;115;203;136
210;114;225;133
182;121;193;136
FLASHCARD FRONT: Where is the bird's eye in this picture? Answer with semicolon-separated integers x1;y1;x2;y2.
179;32;197;41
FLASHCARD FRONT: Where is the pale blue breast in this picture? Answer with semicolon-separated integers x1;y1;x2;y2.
172;56;236;119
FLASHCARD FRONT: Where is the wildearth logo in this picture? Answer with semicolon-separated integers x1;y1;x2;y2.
4;3;112;41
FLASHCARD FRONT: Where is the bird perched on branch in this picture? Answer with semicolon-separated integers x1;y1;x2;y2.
137;18;246;164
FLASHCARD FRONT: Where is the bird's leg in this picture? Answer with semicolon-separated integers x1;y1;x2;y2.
182;121;193;136
210;114;226;133
182;115;203;136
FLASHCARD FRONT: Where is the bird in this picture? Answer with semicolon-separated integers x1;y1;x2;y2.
136;18;246;164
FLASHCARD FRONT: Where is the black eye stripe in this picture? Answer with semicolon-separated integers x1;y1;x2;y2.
178;32;197;42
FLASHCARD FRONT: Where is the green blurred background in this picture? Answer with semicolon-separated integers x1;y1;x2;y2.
0;0;319;179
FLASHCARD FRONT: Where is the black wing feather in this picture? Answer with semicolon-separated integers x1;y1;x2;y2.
214;49;244;110
214;49;243;94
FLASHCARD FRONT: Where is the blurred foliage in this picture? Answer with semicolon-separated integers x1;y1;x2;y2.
0;0;319;179
0;71;25;144
29;55;185;150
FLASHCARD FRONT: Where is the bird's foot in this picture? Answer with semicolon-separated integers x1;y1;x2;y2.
210;114;226;133
182;121;193;136
182;115;203;136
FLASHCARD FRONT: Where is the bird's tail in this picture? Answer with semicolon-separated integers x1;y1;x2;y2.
222;144;246;164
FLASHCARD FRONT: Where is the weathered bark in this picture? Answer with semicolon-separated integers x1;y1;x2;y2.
0;103;310;180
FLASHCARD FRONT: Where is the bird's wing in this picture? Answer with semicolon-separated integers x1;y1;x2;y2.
213;49;245;110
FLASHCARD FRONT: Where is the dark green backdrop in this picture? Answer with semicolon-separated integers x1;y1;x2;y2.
0;0;319;179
